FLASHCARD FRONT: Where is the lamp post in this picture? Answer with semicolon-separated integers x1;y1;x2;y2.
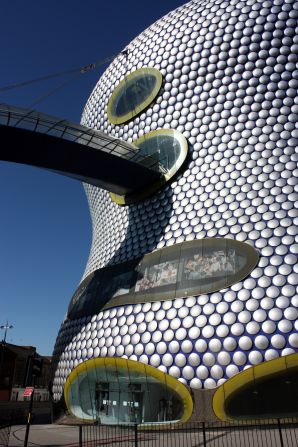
0;321;13;343
0;321;13;393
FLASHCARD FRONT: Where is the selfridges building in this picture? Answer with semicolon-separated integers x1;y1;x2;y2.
52;0;298;424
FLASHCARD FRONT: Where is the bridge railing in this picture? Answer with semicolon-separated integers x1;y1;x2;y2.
0;104;167;175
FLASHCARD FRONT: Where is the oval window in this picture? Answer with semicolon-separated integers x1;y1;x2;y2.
68;239;259;319
213;353;298;421
64;357;193;425
107;68;163;125
133;129;188;181
110;129;188;205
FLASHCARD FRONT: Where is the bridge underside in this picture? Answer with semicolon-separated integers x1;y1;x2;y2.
0;125;163;196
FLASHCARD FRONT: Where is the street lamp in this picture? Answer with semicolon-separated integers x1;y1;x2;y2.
0;321;13;343
0;321;13;391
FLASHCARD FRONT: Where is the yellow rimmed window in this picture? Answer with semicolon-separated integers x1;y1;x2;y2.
107;68;163;125
213;353;298;421
64;357;193;425
110;129;188;205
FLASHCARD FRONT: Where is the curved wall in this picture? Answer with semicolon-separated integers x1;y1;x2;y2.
52;0;298;408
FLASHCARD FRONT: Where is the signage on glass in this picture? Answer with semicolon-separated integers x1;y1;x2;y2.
67;239;259;319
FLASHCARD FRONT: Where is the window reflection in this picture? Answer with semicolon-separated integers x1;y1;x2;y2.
68;239;258;319
65;359;188;425
115;75;157;117
132;134;181;174
109;129;188;205
107;68;162;125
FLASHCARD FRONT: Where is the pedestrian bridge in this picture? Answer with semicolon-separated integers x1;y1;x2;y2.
0;104;164;196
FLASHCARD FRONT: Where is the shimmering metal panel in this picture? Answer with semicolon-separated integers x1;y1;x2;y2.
52;0;298;401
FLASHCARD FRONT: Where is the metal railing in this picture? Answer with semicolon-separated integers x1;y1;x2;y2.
79;419;298;447
0;103;167;175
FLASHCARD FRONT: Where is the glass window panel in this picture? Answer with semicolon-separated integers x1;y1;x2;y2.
107;68;162;124
136;134;181;173
67;239;258;319
114;75;157;116
65;358;191;424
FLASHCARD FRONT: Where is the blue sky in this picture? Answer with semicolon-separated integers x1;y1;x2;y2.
0;1;184;354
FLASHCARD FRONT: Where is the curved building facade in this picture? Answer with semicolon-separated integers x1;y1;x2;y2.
52;0;298;424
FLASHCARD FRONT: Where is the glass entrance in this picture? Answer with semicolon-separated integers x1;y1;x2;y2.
65;357;193;425
95;381;143;424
